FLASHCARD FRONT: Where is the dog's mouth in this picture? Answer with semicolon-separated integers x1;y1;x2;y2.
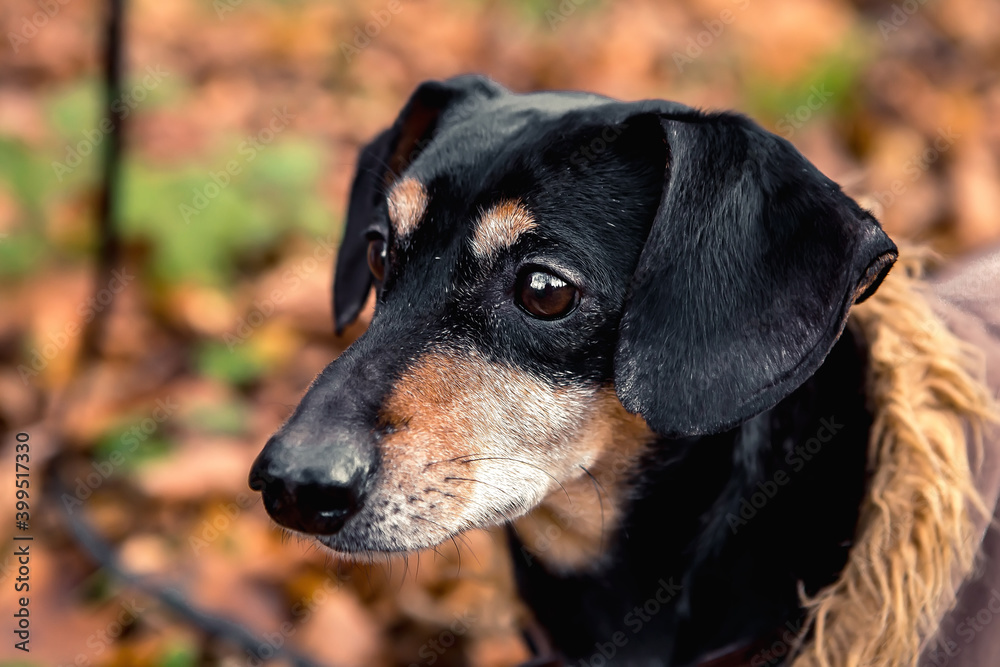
309;432;646;565
252;347;656;559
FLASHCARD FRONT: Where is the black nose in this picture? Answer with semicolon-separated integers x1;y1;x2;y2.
249;431;375;536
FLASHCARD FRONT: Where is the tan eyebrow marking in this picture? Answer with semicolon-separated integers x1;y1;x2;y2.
387;177;428;238
470;200;537;259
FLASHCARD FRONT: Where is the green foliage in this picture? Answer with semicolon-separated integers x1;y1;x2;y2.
0;138;56;219
0;230;46;279
743;36;872;130
49;75;183;138
0;80;333;288
94;421;174;469
157;642;199;667
195;339;269;385
48;79;103;144
121;139;330;287
0;132;95;279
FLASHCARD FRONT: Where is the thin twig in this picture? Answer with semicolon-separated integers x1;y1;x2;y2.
42;3;332;665
49;475;326;667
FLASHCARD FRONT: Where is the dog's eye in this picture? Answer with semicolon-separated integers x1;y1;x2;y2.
367;238;387;281
517;270;579;320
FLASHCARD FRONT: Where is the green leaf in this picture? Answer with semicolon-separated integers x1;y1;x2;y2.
94;421;174;470
196;339;268;385
157;641;199;667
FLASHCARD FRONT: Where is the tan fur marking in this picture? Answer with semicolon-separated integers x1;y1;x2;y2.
369;348;652;553
387;177;428;238
790;249;999;667
470;200;537;258
513;391;654;572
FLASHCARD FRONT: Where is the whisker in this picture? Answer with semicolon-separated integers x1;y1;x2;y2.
457;455;571;503
451;535;463;576
455;531;483;569
363;559;374;589
412;514;448;530
415;513;466;571
579;464;608;554
424;454;476;468
412;512;468;570
443;476;519;503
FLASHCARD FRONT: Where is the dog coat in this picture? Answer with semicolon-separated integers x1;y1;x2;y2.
789;248;1000;667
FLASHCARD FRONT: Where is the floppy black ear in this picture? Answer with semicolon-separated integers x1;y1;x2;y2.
614;111;897;438
333;75;505;333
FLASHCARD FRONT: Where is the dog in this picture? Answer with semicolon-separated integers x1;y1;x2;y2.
249;75;1000;666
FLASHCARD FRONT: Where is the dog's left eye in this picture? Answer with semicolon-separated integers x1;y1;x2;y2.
516;270;580;320
367;238;387;281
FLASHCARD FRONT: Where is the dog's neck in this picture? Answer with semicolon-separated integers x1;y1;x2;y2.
510;326;874;665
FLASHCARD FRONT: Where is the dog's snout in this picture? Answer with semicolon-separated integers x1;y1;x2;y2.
249;432;375;536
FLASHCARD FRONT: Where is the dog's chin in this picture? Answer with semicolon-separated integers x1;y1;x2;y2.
314;534;416;558
312;533;446;562
306;502;538;559
312;524;474;559
296;472;560;558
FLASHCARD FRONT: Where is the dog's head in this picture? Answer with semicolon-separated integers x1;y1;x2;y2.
249;75;896;556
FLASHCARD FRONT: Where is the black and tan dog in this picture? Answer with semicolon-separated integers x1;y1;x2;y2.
249;76;1000;666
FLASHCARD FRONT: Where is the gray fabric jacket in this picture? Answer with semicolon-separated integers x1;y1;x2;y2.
921;248;1000;667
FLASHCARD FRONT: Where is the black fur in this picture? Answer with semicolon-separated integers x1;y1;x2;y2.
614;112;895;437
511;326;873;665
253;75;898;666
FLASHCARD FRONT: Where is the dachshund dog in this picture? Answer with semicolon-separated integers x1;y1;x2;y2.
249;75;1000;666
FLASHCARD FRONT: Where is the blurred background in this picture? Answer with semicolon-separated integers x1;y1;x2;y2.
1;0;999;665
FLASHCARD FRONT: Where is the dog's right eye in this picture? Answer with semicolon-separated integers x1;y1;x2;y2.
516;270;580;320
367;238;387;281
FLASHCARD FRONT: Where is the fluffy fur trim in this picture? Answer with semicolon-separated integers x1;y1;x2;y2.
791;251;999;667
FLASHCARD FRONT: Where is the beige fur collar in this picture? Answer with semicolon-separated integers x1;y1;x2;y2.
791;252;999;667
